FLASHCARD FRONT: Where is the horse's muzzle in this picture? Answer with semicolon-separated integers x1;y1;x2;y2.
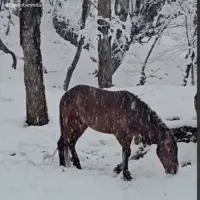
165;166;178;175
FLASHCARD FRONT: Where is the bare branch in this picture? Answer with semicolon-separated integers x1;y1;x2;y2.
137;15;175;86
63;0;90;91
0;38;17;69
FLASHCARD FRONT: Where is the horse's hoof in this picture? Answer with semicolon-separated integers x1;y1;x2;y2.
123;170;132;181
59;162;66;167
76;165;82;170
73;161;82;169
113;164;122;174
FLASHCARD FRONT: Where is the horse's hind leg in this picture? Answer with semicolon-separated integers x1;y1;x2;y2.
68;119;87;169
57;136;66;166
114;134;133;181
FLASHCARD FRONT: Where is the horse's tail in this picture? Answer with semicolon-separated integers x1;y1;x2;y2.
59;93;71;167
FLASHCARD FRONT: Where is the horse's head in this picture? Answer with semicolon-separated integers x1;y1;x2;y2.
156;132;179;175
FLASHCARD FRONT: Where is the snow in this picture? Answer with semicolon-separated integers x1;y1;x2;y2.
0;87;197;199
0;84;197;199
131;101;136;110
0;1;197;200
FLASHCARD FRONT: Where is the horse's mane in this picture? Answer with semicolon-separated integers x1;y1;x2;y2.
126;91;169;132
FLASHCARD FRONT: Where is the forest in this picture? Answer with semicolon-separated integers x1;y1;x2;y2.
0;0;197;199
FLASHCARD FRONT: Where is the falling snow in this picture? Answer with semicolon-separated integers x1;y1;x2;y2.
131;101;136;110
148;115;151;122
0;1;197;200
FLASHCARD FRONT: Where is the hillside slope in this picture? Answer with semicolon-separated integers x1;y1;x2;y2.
0;2;197;200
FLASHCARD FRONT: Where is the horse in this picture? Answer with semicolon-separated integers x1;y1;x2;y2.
57;84;179;181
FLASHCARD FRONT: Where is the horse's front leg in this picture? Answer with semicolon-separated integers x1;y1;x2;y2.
114;135;133;181
121;148;132;181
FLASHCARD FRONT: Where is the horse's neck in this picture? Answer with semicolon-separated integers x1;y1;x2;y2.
153;125;169;144
133;102;168;144
142;121;168;145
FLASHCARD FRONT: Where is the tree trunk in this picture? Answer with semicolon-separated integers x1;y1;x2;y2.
20;0;49;126
63;0;90;91
54;0;166;79
137;23;168;86
114;0;120;15
111;0;130;76
97;0;112;88
111;0;166;76
182;51;195;86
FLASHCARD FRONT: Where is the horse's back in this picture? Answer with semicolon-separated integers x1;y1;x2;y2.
61;85;135;133
67;85;135;109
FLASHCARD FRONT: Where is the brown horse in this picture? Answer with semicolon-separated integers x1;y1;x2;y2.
57;85;179;181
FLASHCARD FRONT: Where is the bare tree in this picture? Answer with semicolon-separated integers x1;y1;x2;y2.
111;0;130;76
20;0;49;126
53;0;168;83
114;0;120;15
97;0;112;88
63;0;90;91
0;38;17;69
110;0;166;76
137;13;178;86
0;0;7;10
167;0;197;86
182;12;196;86
137;27;166;86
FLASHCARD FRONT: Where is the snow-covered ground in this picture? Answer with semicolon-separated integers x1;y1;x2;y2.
0;2;197;200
